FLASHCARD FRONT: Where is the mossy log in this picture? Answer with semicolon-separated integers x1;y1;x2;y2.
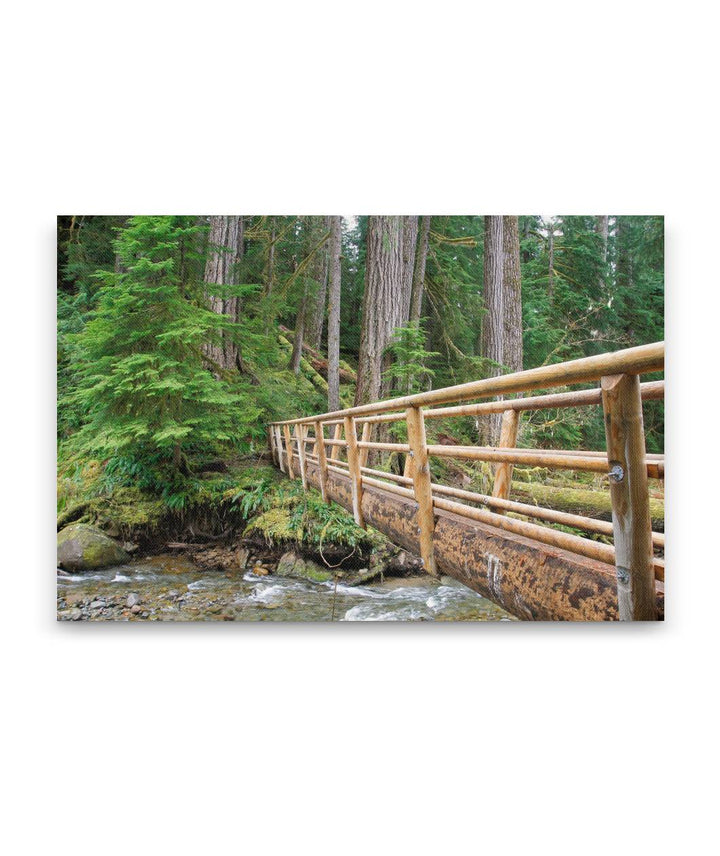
279;326;356;382
278;335;328;393
511;481;665;532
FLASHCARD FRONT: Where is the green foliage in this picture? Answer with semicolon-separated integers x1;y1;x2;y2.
57;212;663;526
382;320;439;395
66;216;259;469
245;481;379;552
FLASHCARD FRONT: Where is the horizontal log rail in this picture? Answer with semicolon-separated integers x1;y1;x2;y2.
268;341;665;621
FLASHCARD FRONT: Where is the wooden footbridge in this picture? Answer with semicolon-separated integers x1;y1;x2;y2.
268;342;665;621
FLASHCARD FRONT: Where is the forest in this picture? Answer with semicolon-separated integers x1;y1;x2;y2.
56;214;664;621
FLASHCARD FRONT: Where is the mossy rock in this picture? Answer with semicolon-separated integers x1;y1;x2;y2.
276;551;332;583
57;523;130;571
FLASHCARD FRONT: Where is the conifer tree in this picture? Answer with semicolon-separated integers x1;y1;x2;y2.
70;216;257;471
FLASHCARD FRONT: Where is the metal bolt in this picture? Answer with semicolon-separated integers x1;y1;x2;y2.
608;463;624;483
616;566;630;585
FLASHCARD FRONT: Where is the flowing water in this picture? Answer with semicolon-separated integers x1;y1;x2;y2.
57;554;514;622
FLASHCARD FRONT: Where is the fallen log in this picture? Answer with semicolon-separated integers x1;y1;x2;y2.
511;480;665;532
280;325;356;383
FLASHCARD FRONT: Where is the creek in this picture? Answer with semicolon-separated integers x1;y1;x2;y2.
57;553;514;622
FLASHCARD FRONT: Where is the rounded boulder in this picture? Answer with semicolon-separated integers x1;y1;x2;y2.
57;523;130;571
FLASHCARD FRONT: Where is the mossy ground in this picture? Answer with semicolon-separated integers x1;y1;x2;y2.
57;455;385;559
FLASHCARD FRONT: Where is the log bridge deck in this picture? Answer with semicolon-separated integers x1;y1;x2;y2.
268;342;665;621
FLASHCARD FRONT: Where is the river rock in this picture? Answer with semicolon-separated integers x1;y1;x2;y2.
127;592;141;607
276;551;332;583
57;523;130;571
346;567;381;586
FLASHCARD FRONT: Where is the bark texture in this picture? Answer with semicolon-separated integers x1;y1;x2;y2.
409;216;431;324
502;215;523;374
290;217;328;374
305;216;330;349
479;215;504;444
355;216;405;405
596;214;609;298
400;216;419;325
297;460;663;621
203;215;244;370
327;216;342;411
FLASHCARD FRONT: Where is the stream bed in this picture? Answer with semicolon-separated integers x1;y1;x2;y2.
57;554;514;622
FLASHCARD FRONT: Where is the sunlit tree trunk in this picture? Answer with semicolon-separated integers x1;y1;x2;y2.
290;217;327;373
203;215;244;371
597;214;609;299
503;215;523;374
409;216;431;324
355;216;404;405
401;216;418;325
266;216;276;295
548;221;555;302
305;216;330;350
327;216;342;411
478;215;504;445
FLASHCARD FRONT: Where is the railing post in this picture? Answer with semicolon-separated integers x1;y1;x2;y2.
275;426;285;473
315;420;329;503
295;423;307;491
330;423;343;461
601;373;656;620
358;422;372;469
406;406;437;575
283;424;294;479
344;415;365;528
492;409;520;512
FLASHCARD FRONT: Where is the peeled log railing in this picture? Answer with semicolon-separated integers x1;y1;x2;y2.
268;342;665;621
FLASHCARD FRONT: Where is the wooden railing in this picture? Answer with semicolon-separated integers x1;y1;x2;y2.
268;342;665;620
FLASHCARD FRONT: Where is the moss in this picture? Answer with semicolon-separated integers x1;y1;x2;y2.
244;507;296;544
300;561;333;583
511;480;664;530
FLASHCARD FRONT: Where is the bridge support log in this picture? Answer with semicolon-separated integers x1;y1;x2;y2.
601;373;657;620
297;460;663;621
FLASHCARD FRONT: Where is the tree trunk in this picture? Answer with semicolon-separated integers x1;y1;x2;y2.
410;216;431;324
289;288;307;375
596;214;609;298
401;216;418;325
548;223;555;302
266;216;276;295
355;216;404;405
290;217;327;374
502;215;523;374
305;216;330;350
597;215;609;263
478;215;504;445
327;216;342;411
203;215;244;371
